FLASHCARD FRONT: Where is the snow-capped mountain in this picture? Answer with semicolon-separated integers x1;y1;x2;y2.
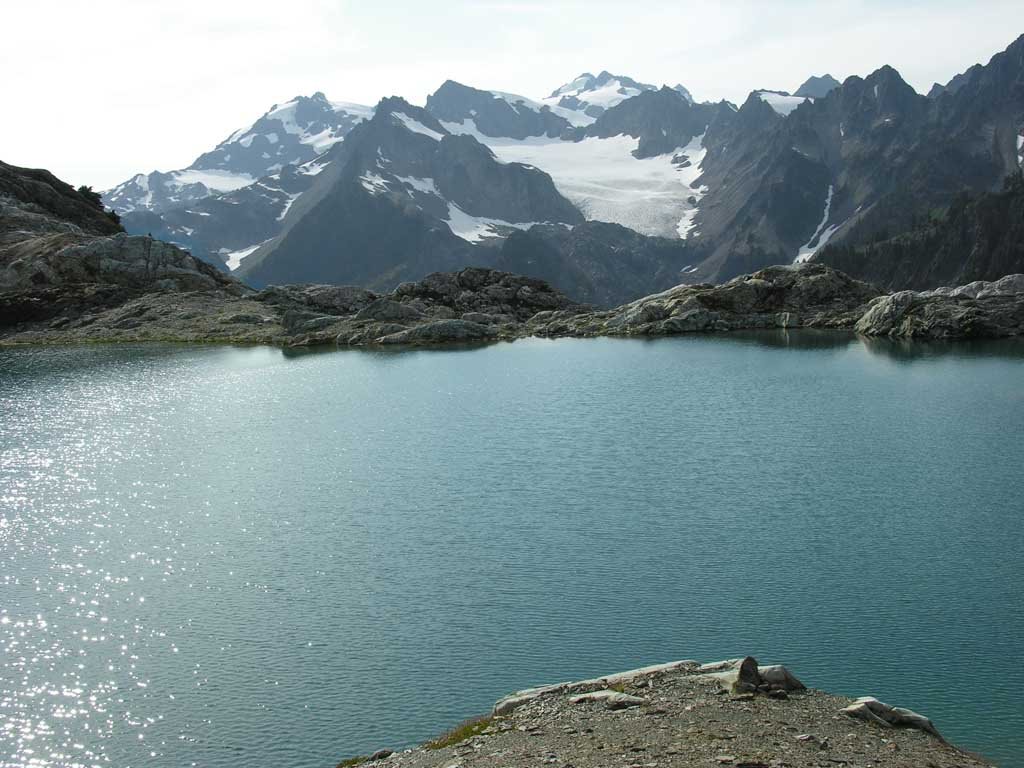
542;71;660;121
423;82;713;241
103;92;371;215
236;97;583;287
97;35;1024;301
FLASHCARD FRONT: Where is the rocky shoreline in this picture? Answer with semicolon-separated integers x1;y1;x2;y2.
2;172;1023;347
335;657;993;768
2;229;1024;347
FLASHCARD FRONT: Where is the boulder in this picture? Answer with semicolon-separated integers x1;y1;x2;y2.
697;657;805;695
568;690;646;710
841;696;943;739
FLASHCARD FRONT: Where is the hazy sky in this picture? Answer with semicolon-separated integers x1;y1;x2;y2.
3;0;1019;190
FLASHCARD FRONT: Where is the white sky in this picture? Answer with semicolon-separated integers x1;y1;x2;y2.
2;0;1019;190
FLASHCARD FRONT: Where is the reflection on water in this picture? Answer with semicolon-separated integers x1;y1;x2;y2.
1;335;1022;768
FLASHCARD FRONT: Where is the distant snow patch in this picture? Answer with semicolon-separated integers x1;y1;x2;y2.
795;185;839;263
221;241;269;271
445;203;539;243
392;112;445;141
395;175;440;196
755;91;810;116
1017;133;1023;167
674;132;708;239
440;118;488;140
359;173;391;195
172;169;255;192
277;192;302;221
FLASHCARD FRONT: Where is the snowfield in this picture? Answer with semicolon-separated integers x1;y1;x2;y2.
442;124;708;239
542;75;649;117
171;169;255;192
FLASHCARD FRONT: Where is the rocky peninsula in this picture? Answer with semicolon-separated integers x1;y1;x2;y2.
336;657;993;768
2;159;1024;346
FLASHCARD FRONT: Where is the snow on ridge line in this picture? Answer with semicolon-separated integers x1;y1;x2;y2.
225;97;372;147
795;185;837;263
391;112;446;141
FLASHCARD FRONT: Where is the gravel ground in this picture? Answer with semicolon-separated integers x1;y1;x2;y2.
341;659;994;768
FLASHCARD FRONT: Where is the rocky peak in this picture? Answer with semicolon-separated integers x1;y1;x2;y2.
585;86;712;157
672;83;694;103
794;74;841;99
424;80;571;139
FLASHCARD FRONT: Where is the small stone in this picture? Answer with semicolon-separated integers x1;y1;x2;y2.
716;756;735;764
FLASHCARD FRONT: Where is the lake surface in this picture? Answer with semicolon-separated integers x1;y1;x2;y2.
2;333;1023;768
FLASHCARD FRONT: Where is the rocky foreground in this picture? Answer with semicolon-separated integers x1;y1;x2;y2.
2;163;1023;346
337;657;993;768
3;230;1024;346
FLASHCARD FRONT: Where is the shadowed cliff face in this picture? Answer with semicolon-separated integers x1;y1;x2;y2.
1;161;122;238
815;173;1024;290
236;97;583;290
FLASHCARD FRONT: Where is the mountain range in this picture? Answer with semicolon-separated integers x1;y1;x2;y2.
102;37;1024;306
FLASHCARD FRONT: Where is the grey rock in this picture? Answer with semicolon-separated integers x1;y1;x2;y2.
355;298;425;322
841;697;943;739
377;319;497;345
568;690;646;710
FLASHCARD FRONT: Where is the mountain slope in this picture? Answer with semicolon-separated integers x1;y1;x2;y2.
237;98;583;289
425;81;574;139
815;172;1024;289
496;221;696;306
103;93;371;216
678;34;1024;283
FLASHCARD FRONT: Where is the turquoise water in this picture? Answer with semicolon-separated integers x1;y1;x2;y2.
1;333;1022;768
